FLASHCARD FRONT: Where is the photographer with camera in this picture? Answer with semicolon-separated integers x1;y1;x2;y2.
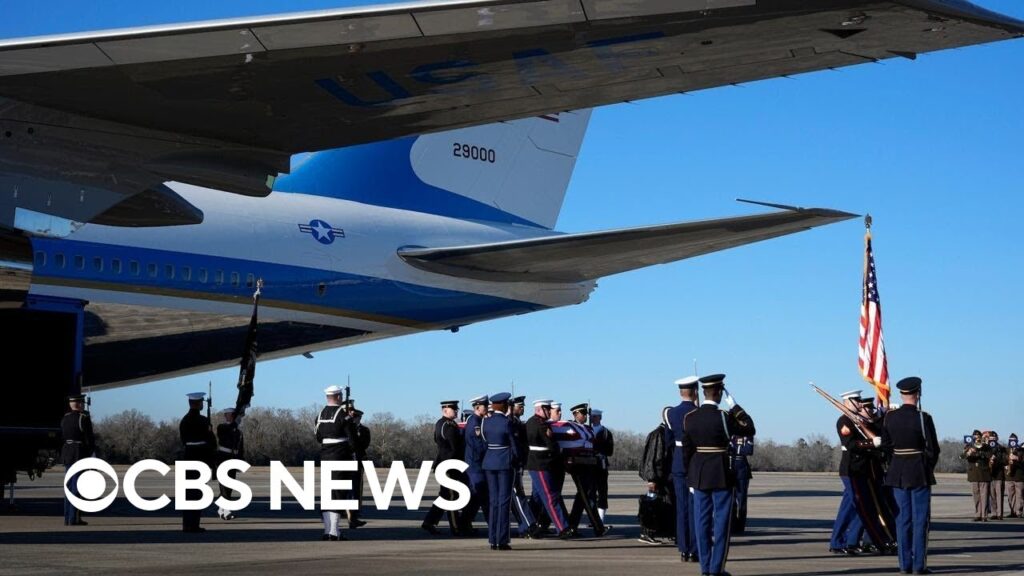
988;432;1007;520
961;430;992;522
1006;433;1023;518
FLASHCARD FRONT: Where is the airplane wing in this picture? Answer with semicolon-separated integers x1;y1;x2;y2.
0;0;1020;225
397;205;858;282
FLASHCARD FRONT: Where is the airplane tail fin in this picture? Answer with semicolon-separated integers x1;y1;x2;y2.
273;110;592;230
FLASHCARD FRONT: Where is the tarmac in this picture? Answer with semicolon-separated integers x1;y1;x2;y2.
1;470;1022;576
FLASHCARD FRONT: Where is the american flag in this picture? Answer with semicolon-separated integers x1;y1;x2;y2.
858;229;890;406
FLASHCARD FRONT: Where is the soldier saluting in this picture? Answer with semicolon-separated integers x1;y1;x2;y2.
880;376;939;575
180;392;216;533
60;393;95;527
681;374;755;576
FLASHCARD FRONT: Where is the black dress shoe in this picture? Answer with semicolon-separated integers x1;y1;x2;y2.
183;527;206;533
558;529;574;539
498;544;512;550
688;553;699;562
913;569;932;575
421;523;440;535
349;519;367;529
860;543;879;554
681;553;688;563
73;519;88;526
322;534;330;541
490;545;498;550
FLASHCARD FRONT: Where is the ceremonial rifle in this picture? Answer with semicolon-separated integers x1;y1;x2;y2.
810;384;877;440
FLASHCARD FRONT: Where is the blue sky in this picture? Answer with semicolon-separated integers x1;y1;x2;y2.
4;1;1023;442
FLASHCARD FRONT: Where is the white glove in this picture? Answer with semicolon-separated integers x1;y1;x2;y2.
872;436;882;447
722;389;736;409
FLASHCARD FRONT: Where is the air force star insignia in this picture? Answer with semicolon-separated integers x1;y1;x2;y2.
299;219;345;245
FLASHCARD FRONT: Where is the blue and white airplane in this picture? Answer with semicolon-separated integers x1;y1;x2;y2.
0;0;1019;413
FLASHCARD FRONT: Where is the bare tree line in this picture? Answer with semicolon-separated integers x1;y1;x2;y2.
90;408;967;473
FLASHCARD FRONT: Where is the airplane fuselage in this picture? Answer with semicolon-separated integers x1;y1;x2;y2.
26;183;594;385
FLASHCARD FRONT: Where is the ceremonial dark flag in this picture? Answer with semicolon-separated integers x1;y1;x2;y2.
858;225;890;407
235;281;261;418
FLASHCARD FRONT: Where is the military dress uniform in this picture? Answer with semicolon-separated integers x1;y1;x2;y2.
830;391;866;552
526;399;570;537
349;410;371;528
509;396;539;538
481;392;518;549
880;377;939;575
180;392;217;533
315;386;356;541
215;408;245;520
423;400;465;535
730;429;755;534
962;432;992;521
667;376;699;561
680;374;756;576
460;395;490;534
562;404;608;536
60;395;95;526
591;409;614;523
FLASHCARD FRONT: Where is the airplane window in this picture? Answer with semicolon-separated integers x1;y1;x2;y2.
317;282;326;297
182;266;191;281
230;272;240;287
93;257;103;272
112;259;122;274
34;251;45;268
148;263;157;278
165;265;175;279
246;273;254;288
130;260;140;276
215;270;224;285
74;255;84;270
55;253;66;269
198;268;208;284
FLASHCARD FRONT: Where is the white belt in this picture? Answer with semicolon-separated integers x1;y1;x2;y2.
529;446;549;452
218;446;239;454
322;438;350;445
674;441;683;447
185;441;207;446
842;447;848;451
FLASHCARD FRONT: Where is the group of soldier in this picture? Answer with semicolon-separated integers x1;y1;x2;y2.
420;393;614;550
962;429;1024;521
637;374;757;576
828;377;940;576
58;373;943;575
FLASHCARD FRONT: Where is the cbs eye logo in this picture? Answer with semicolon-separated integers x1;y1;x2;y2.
64;458;119;513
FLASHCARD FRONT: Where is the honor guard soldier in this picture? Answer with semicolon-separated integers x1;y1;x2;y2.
667;376;700;562
180;392;216;533
423;400;465;536
729;390;755;535
681;374;756;576
880;376;939;575
460;394;490;535
60;393;95;526
962;429;992;521
591;409;614;524
347;406;370;528
509;395;540;538
216;407;245;520
564;403;609;536
830;390;866;554
315;385;356;541
481;392;518;550
526;399;572;538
